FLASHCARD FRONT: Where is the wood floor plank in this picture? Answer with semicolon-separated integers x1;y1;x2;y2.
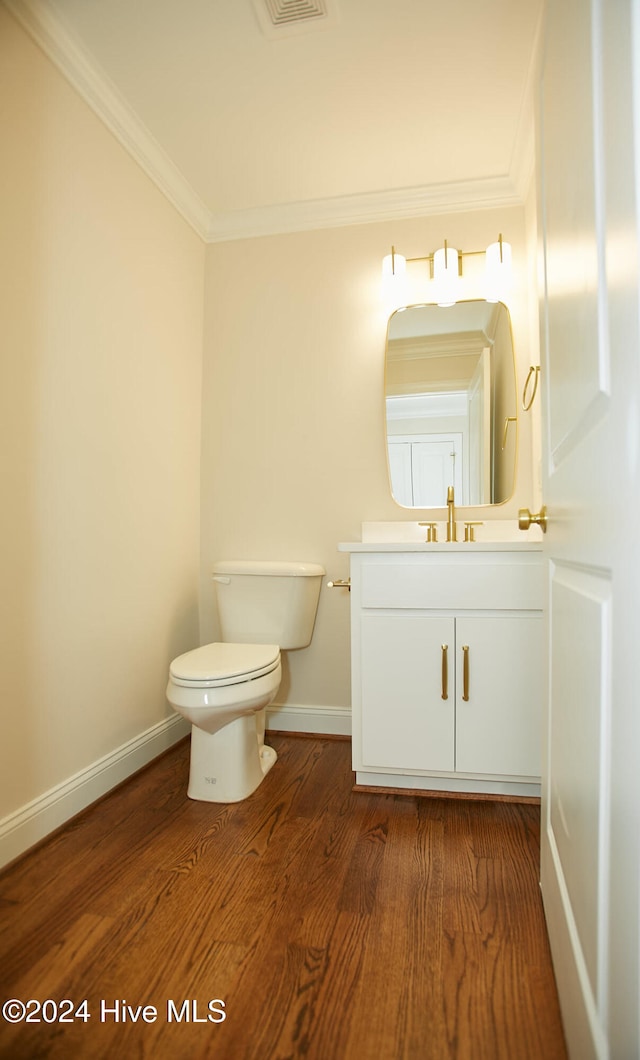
442;800;484;937
337;795;390;917
0;734;567;1059
339;798;446;1059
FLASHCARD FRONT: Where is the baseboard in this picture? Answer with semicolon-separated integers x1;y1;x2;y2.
353;782;540;803
266;703;352;737
354;770;541;799
0;713;190;870
0;707;350;869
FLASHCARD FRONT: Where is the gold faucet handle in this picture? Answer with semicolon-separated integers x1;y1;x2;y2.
418;521;438;542
518;506;547;533
463;521;483;542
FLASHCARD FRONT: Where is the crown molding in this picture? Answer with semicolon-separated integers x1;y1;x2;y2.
388;332;490;361
205;177;523;243
6;0;527;245
509;0;544;202
5;0;212;240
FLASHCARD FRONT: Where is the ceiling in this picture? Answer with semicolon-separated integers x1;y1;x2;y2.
12;0;543;240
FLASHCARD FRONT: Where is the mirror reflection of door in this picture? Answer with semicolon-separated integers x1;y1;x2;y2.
388;434;462;507
384;301;516;510
386;388;464;505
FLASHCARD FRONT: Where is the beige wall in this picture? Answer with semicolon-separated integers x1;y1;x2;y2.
201;205;537;715
0;10;204;826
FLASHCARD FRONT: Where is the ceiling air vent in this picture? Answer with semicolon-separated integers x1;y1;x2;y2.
252;0;339;38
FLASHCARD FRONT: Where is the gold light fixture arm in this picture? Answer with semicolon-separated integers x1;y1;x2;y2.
408;246;476;278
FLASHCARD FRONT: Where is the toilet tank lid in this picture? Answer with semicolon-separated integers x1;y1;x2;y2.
212;560;325;577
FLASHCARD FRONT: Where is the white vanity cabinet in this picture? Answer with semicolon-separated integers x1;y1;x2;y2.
344;546;545;797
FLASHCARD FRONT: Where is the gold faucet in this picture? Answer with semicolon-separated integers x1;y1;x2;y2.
446;485;457;542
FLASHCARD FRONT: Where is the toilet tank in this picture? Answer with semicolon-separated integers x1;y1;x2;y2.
212;560;325;649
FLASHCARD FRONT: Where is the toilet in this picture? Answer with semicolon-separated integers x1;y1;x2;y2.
166;560;324;802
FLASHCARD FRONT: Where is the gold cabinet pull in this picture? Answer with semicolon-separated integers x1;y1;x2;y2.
462;645;470;701
441;644;449;700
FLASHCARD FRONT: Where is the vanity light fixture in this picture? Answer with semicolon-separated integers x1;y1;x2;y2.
433;240;461;307
381;245;407;308
381;234;512;306
382;245;406;280
485;234;513;303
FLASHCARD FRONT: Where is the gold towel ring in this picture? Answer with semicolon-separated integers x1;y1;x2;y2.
522;365;540;411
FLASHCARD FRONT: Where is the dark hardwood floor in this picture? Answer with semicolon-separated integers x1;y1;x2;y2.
0;734;567;1059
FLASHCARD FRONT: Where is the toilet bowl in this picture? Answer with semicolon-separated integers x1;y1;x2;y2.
166;560;324;803
167;642;282;802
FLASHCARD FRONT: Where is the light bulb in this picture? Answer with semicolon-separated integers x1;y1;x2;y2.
433;245;459;307
381;248;407;309
485;238;512;302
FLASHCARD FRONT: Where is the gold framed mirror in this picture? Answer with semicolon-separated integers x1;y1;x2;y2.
385;300;517;509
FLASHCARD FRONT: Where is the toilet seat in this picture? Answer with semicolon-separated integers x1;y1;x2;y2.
169;642;280;688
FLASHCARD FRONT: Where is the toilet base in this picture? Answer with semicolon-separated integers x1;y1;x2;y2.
187;711;277;802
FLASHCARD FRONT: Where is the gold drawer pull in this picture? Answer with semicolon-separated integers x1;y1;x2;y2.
462;645;470;701
441;644;449;700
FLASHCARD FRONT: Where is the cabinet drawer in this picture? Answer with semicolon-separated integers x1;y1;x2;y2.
360;559;544;611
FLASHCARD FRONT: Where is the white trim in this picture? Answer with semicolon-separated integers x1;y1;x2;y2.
386;392;468;420
354;771;540;798
266;703;352;737
508;0;545;203
541;823;607;1059
205;177;522;243
5;0;525;244
0;714;190;870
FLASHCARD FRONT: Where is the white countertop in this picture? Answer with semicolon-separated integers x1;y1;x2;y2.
338;520;544;552
338;540;543;552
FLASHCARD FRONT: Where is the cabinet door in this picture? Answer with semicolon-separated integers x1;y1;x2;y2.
455;615;543;777
360;612;454;771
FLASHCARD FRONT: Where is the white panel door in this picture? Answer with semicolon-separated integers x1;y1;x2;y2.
539;2;640;1057
387;437;463;506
